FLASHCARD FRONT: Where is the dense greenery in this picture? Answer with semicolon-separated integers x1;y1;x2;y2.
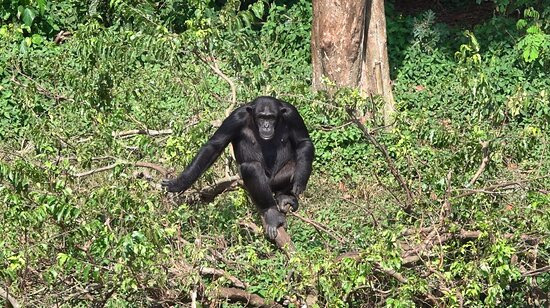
1;0;549;306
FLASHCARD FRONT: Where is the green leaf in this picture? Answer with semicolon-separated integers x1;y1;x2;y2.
19;39;28;53
251;2;265;19
516;19;527;29
57;253;69;266
22;8;37;28
31;34;44;45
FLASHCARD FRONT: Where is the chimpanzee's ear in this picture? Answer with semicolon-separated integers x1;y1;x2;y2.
280;107;288;114
246;106;254;114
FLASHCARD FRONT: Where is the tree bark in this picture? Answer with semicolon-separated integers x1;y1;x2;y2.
312;0;395;125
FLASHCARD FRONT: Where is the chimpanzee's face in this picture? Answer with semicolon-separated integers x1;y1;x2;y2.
251;98;287;140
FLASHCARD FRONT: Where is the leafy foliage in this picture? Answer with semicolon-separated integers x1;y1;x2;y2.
1;0;549;307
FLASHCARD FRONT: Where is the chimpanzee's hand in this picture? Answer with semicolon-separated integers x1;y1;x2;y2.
161;178;186;193
276;194;299;213
291;184;305;197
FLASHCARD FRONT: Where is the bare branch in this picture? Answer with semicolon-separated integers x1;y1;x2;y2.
0;286;20;308
195;175;241;203
199;267;247;289
522;265;550;277
199;55;237;116
347;109;414;212
454;175;549;199
374;264;408;283
134;162;169;176
401;229;540;265
72;163;119;178
468;141;490;187
112;129;173;139
72;161;168;177
289;212;347;244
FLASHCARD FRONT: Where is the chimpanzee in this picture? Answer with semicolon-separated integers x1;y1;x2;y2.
162;96;314;240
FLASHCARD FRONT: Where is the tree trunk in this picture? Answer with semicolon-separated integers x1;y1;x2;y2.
312;0;395;126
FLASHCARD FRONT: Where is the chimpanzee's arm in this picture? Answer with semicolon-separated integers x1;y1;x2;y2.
162;107;249;192
283;103;314;197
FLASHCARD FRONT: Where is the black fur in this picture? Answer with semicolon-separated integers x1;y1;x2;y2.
162;96;314;239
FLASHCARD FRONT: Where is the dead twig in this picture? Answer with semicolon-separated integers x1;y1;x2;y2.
339;228;540;268
112;128;173;139
191;288;197;308
0;286;20;308
169;261;246;290
522;265;550;277
401;226;434;237
196;54;237;116
453;175;549;199
72;161;168;177
10;68;71;102
439;171;452;225
72;163;119;178
468;141;490;187
134;162;169;176
401;229;540;265
347;109;414;212
289;212;347;245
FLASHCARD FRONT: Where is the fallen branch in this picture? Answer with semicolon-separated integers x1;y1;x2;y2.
240;221;295;256
374;264;408;284
0;286;20;308
212;287;283;308
195;175;242;203
522;265;550;277
339;228;540;268
468;141;490;187
200;267;247;289
169;261;246;290
453;176;550;199
401;229;540;265
112;128;173;139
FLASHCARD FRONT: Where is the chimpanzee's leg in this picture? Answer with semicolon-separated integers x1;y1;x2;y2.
270;160;299;213
239;161;285;239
